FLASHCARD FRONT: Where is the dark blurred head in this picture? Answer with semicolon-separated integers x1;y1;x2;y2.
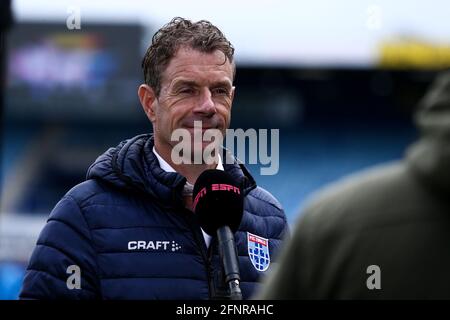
142;17;235;96
415;70;450;137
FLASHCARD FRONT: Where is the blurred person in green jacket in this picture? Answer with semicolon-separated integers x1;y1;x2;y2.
257;70;450;299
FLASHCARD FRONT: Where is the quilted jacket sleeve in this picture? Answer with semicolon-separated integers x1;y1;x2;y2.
19;195;101;299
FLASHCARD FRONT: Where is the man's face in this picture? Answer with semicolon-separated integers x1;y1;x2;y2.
139;47;235;161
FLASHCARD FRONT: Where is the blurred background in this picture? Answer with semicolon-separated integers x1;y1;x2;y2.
1;0;449;299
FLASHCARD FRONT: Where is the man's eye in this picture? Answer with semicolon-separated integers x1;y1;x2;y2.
178;88;194;94
212;88;229;95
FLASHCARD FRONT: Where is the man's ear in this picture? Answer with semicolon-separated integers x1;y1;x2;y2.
138;84;157;123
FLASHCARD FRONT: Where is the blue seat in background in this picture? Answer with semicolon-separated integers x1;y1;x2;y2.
0;262;26;300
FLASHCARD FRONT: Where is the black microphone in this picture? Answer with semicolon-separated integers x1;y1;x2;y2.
193;169;244;300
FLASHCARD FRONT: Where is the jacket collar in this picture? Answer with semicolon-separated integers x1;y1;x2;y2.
87;134;257;208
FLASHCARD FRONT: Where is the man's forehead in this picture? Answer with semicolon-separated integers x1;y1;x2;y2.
162;47;234;85
171;76;233;88
171;46;231;67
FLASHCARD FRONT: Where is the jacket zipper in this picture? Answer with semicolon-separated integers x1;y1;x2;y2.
184;210;215;299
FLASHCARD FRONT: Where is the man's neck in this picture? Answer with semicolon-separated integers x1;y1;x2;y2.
175;162;217;185
154;141;219;185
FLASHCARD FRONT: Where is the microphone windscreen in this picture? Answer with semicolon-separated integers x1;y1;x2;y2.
192;169;244;236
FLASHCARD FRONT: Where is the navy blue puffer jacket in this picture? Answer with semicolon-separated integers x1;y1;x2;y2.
19;134;288;299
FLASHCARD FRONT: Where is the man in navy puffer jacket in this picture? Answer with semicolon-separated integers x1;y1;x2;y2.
19;17;288;300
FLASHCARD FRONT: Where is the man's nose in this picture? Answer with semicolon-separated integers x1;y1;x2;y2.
193;89;216;116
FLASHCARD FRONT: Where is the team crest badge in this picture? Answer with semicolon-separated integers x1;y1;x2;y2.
247;232;270;272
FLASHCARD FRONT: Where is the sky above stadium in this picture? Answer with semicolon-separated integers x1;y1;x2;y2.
13;0;450;66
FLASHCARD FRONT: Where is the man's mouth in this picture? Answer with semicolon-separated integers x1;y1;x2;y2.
182;124;220;130
184;126;217;130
